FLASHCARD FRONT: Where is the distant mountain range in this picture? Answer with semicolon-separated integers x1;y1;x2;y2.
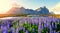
6;6;54;14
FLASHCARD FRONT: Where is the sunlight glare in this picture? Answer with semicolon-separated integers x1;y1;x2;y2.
0;0;15;14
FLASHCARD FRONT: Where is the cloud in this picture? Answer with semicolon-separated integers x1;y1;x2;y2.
49;3;60;14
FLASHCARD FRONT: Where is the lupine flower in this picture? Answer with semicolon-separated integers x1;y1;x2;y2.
0;17;60;33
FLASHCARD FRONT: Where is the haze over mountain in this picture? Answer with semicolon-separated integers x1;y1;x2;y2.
6;6;54;14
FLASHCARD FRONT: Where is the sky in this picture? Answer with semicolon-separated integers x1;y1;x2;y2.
0;0;60;14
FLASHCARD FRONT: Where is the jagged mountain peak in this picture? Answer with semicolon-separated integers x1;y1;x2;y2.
6;6;52;14
36;6;48;11
35;6;49;14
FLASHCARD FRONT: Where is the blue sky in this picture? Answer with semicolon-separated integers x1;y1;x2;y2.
0;0;60;14
13;0;60;14
15;0;60;9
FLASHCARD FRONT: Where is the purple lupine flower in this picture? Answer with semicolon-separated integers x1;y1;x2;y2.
25;30;29;33
38;22;42;33
27;17;32;24
32;17;39;25
52;18;57;22
2;31;8;33
1;26;8;33
50;25;53;33
53;31;56;33
16;28;19;33
46;17;52;22
10;27;15;33
44;23;47;27
31;17;35;24
19;27;23;30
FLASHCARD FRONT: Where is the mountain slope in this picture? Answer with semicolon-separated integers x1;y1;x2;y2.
6;6;52;14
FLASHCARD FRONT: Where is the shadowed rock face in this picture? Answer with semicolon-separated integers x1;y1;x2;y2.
6;6;52;14
36;6;50;14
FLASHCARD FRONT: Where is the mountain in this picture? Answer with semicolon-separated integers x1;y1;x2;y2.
6;6;53;14
36;6;50;14
6;7;26;14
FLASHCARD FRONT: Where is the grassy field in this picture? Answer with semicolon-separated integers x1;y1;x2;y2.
0;14;60;18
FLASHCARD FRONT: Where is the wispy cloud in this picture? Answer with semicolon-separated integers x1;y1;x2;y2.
49;2;60;14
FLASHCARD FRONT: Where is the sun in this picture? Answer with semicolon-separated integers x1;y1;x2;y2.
0;0;14;14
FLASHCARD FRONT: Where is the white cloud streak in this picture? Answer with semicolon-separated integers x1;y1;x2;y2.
49;2;60;14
